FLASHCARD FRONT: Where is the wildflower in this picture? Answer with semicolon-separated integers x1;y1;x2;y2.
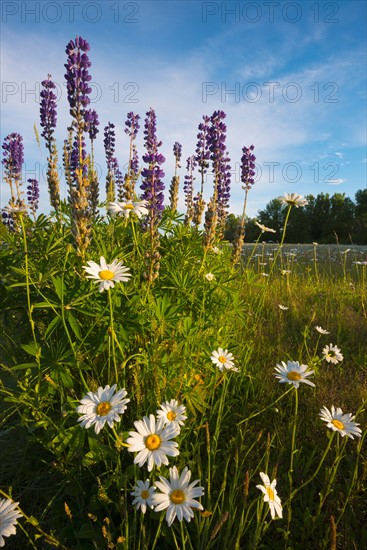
156;399;187;431
212;246;221;254
315;326;330;335
278;304;289;310
255;221;276;233
140;108;166;224
319;406;362;439
210;348;238;372
130;480;156;514
82;256;131;292
322;344;343;364
0;498;22;547
205;272;215;282
274;360;315;388
277;193;308;208
256;472;283;519
280;270;291;275
77;384;130;435
126;415;180;472
152;466;204;527
108;200;148;219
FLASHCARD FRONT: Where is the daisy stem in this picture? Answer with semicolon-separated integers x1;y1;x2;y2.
286;387;299;538
20;214;41;388
107;290;119;384
268;205;292;279
315;434;347;517
0;489;67;549
151;514;165;550
289;431;336;500
130;219;142;258
237;387;294;425
111;425;129;447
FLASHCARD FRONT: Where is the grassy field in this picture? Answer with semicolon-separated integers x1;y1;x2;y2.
1;212;366;549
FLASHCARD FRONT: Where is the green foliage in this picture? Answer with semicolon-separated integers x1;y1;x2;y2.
1;211;367;549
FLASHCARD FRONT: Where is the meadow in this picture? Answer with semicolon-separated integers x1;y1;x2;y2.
1;35;367;550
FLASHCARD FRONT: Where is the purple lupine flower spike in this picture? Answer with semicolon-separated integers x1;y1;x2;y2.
241;145;256;189
2;133;25;211
104;122;116;169
84;109;99;141
64;36;92;120
2;133;24;180
40;76;57;147
205;110;231;236
140;108;166;224
27;178;40;216
183;155;196;223
124;112;140;138
173;142;182;164
233;145;256;265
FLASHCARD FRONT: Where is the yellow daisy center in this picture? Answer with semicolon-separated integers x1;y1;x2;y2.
167;411;176;421
145;434;161;450
96;401;112;416
218;355;227;364
123;203;135;210
141;490;150;499
287;371;301;381
170;489;186;504
331;419;344;430
99;269;114;280
266;486;275;501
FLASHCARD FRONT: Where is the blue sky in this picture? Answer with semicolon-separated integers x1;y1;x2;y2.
1;0;366;217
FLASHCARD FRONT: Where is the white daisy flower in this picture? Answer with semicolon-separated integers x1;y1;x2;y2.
211;246;221;254
130;480;156;514
210;348;239;372
256;472;283;519
319;406;362;439
82;256;131;292
205;272;215;282
151;466;204;527
278;304;289;310
255;221;276;233
0;498;22;547
156;399;187;431
277;193;308;208
274;360;315;388
77;384;130;435
108;200;148;219
126;415;180;472
322;344;343;364
280;270;291;275
315;326;330;335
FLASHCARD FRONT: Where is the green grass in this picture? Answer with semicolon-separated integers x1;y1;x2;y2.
1;210;366;549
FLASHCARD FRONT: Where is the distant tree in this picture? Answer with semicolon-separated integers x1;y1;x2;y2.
223;214;240;243
354;189;367;243
307;193;332;242
329;193;355;243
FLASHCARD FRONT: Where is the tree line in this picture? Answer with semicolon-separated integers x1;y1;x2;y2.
224;190;367;245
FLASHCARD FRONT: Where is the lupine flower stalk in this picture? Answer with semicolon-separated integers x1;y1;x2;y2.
169;141;182;211
140;108;165;283
64;36;93;258
2;133;24;208
1;133;26;229
27;178;40;218
193;115;210;225
122;112;140;201
85;108;100;215
232;145;256;265
183;155;196;225
104;122;117;203
204;110;230;248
